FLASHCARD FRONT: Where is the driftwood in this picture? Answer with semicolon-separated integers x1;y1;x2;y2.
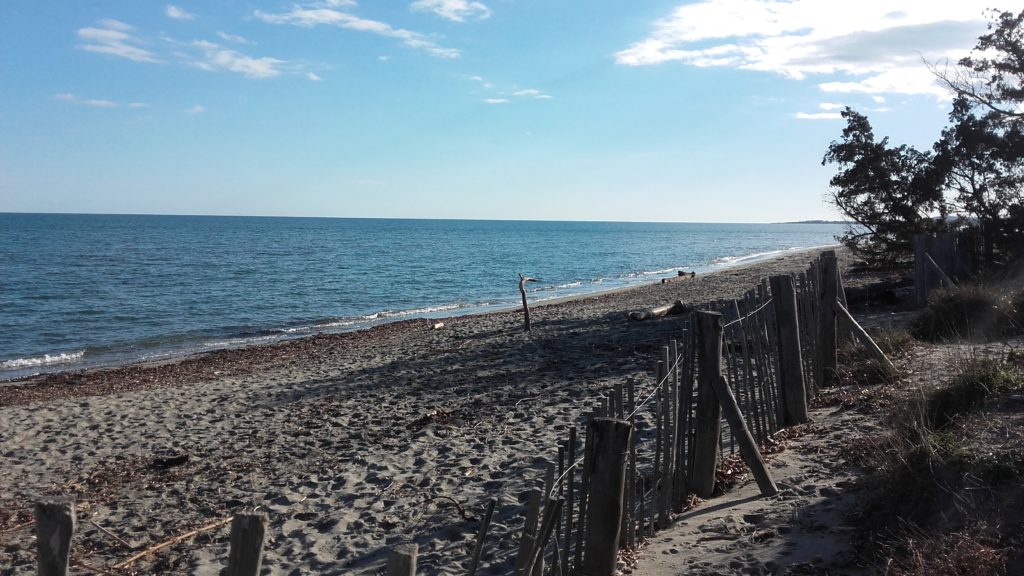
519;274;538;332
627;300;689;321
112;516;232;570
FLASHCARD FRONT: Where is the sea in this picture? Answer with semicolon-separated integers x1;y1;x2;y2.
0;214;846;380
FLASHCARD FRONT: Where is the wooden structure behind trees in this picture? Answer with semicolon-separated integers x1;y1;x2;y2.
913;233;973;305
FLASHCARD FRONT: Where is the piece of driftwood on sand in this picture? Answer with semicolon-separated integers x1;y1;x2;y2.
627;300;690;321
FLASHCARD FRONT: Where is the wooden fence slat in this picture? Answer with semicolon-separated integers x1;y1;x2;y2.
34;499;76;576
387;543;418;576
582;418;633;576
770;274;809;426
816;251;839;390
692;311;723;498
226;512;267;576
467;499;497;576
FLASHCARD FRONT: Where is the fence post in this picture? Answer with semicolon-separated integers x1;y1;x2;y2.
227;512;267;576
467;499;496;576
816;251;839;390
582;417;632;576
769;275;808;426
692;311;723;499
709;376;779;496
515;490;542;575
387;543;418;576
34;499;75;576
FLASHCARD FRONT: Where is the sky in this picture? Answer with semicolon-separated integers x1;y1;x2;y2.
2;1;1023;222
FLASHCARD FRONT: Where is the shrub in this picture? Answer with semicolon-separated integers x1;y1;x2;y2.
911;285;1018;341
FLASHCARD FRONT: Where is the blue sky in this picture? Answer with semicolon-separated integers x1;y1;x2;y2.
2;1;1021;222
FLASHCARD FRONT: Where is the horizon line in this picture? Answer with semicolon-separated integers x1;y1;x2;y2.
0;211;849;226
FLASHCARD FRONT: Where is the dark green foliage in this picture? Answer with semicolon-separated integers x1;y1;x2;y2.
822;109;947;267
825;10;1024;269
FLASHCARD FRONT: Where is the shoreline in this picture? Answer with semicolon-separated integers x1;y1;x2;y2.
0;245;846;574
0;244;839;387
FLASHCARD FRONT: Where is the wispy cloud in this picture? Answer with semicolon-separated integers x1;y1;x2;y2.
185;104;205;114
255;2;460;58
818;102;844;111
165;5;195;21
793;111;842;120
410;0;491;22
76;18;298;79
216;31;252;44
191;40;286;78
56;93;148;109
512;88;552;100
306;72;322;81
616;0;1020;99
76;20;161;63
469;77;552;102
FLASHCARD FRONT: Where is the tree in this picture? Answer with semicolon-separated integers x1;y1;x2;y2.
939;10;1024;120
932;97;1024;269
822;108;947;267
932;10;1024;267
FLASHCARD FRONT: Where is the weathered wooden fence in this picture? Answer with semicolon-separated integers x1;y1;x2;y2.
24;251;872;576
913;233;974;305
465;250;850;576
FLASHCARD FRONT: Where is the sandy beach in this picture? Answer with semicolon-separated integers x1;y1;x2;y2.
0;246;851;575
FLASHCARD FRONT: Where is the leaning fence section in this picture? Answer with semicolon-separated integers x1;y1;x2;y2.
488;250;843;576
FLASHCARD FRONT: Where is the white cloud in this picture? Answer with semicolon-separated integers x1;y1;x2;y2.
77;20;161;63
255;2;460;58
307;72;322;81
216;31;252;44
794;111;843;120
818;102;844;111
191;40;285;78
185;104;205;114
378;55;391;61
513;88;553;100
56;93;148;109
165;5;195;21
484;98;509;104
616;0;1024;98
410;0;491;22
77;19;305;80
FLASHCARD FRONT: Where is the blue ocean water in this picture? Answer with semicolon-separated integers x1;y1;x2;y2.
0;214;845;379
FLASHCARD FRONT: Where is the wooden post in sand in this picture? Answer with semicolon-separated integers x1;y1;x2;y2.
836;302;896;373
709;376;779;496
387;543;418;576
582;418;632;576
34;499;75;576
815;251;839;390
518;274;537;332
227;512;267;576
769;274;808;427
514;490;543;575
467;499;496;576
692;311;723;499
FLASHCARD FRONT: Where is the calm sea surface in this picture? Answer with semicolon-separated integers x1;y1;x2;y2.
0;214;845;379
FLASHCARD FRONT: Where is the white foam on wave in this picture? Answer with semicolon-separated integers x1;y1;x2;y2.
1;350;85;369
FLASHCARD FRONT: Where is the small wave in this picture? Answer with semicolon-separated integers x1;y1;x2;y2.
1;350;85;369
710;249;789;267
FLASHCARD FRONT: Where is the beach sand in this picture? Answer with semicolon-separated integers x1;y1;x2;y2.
0;246;854;575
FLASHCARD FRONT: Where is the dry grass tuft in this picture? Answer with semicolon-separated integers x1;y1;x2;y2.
911;285;1023;342
886;527;1008;576
846;352;1024;573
